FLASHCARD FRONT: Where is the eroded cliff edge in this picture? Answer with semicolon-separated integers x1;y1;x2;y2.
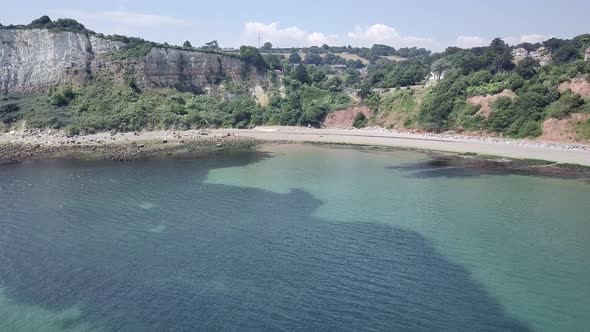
0;29;265;94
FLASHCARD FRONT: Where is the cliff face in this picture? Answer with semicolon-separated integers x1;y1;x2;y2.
0;29;120;92
137;48;251;92
0;29;262;94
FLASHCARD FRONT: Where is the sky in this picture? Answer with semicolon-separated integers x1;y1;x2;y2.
1;0;589;51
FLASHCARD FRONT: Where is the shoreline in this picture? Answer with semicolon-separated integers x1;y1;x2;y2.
1;126;589;166
0;132;259;164
228;126;590;166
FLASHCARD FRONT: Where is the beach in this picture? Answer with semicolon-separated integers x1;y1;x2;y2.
1;126;589;165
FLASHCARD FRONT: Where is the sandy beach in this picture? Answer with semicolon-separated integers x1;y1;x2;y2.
1;126;589;165
229;127;590;166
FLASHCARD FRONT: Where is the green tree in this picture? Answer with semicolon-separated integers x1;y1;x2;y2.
29;15;51;28
183;40;193;48
289;52;302;64
490;38;508;52
516;42;539;52
370;44;396;56
292;65;311;84
323;53;346;65
431;58;450;81
299;104;328;127
240;46;269;70
262;42;273;50
470;70;493;86
344;68;361;87
358;83;372;100
264;54;282;70
543;38;566;53
515;57;539;79
311;69;327;83
553;44;580;63
204;40;219;49
304;52;322;65
491;51;515;73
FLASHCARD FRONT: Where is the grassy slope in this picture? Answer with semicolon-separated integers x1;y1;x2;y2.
371;88;425;129
366;77;590;142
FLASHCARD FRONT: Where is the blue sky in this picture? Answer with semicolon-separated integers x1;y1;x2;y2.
2;0;589;51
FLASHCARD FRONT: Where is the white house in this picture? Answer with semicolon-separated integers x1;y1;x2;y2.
511;47;528;58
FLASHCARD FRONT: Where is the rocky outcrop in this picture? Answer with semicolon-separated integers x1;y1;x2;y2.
0;28;263;94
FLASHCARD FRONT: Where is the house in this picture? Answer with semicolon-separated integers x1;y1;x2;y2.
529;47;551;66
529;46;547;58
330;64;347;71
585;47;590;61
511;47;528;58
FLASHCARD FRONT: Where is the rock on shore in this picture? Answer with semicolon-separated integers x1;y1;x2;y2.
0;130;259;164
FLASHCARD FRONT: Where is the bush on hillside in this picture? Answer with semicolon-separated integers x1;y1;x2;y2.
353;112;367;128
545;91;585;119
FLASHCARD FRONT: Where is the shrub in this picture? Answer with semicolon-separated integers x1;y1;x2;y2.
469;70;493;86
545;91;585;119
517;121;542;138
491;96;512;111
64;125;81;136
508;73;525;91
466;81;508;96
577;119;590;141
50;86;76;107
0;103;20;124
299;104;328;127
353;112;367;128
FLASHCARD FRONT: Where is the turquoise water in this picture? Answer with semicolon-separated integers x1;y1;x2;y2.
0;144;588;331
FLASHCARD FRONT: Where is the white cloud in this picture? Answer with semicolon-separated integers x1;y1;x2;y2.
49;9;191;29
240;22;338;47
504;34;553;45
240;22;435;49
308;32;338;46
519;34;551;43
347;24;434;48
454;36;490;48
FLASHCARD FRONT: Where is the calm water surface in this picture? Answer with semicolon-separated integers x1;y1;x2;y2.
0;144;588;331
